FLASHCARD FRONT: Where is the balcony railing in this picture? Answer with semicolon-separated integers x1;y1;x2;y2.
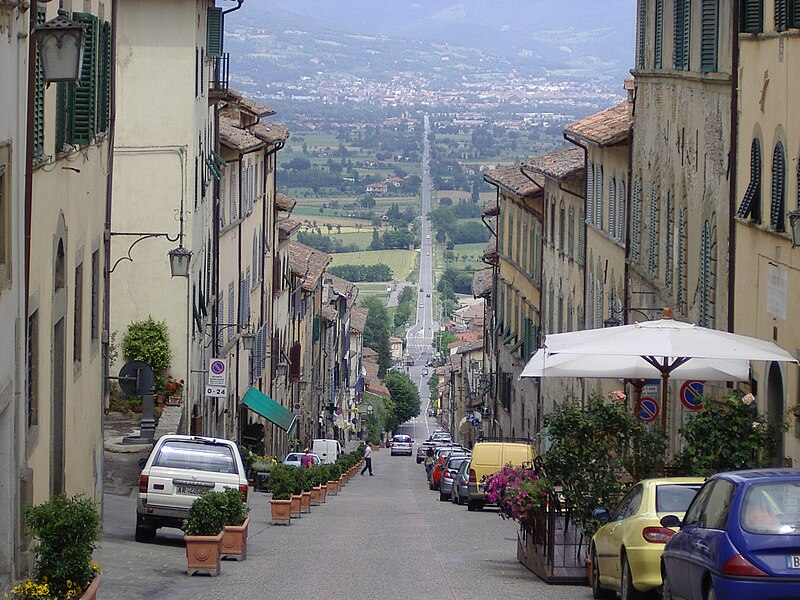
209;53;229;97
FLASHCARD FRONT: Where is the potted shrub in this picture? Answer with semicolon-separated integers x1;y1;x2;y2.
298;468;313;513
327;463;342;495
20;495;101;600
220;489;250;561
268;466;293;525
308;466;324;506
182;492;227;576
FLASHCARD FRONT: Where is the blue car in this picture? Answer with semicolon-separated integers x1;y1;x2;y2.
661;469;800;600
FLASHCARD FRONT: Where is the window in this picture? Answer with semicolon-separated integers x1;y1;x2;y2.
608;177;616;236
90;250;99;342
792;0;800;27
567;206;575;259
612;485;644;521
776;0;788;31
678;208;688;313
698;479;734;529
27;310;39;428
631;178;642;264
229;170;237;221
737;138;762;223
548;284;554;333
68;13;103;145
55;240;65;291
595;165;604;229
577;210;585;266
665;192;674;293
617;179;627;242
700;0;720;72
595;277;603;328
516;208;522;262
770;141;786;232
674;0;691;70
566;297;573;332
740;0;763;32
252;235;259;287
558;201;565;253
73;263;83;365
219;171;226;228
587;272;594;329
648;186;660;279
586;161;594;225
207;7;223;57
655;0;665;68
549;195;556;246
227;283;235;343
699;220;716;327
637;1;647;69
521;220;528;272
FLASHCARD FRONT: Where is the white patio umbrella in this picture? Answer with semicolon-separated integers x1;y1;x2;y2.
539;308;797;430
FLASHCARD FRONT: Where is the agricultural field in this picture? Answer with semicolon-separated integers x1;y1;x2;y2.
329;249;418;282
434;190;495;206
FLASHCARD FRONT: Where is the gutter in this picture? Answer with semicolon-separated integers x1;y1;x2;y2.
727;0;740;335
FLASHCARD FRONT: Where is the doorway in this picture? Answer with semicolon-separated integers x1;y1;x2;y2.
766;362;785;467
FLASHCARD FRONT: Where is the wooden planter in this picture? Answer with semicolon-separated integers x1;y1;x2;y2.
300;491;311;513
165;395;182;406
327;479;339;495
320;483;328;503
184;531;224;576
79;576;100;600
310;486;321;506
221;516;249;561
290;494;302;518
270;498;292;525
516;510;588;584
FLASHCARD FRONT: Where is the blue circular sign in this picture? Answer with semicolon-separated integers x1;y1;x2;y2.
210;360;226;375
639;397;659;422
680;381;704;410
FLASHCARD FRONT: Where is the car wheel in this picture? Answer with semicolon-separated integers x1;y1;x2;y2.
591;547;613;599
705;585;716;600
468;500;478;512
439;491;448;502
620;554;644;600
416;458;423;464
135;516;156;543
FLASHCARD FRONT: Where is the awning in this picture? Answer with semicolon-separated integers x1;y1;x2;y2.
241;387;297;435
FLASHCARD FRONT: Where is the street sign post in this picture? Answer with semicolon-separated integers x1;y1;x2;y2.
639;396;659;423
208;358;227;386
205;384;227;398
680;380;705;410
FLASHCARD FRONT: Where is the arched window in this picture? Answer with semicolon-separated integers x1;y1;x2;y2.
737;138;762;223
55;239;65;291
770;141;785;232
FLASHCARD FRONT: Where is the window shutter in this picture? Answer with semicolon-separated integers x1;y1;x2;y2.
567;206;575;258
70;13;99;145
219;172;226;227
677;208;687;313
617;180;626;242
740;0;763;33
674;0;687;69
631;178;641;263
586;161;594;225
700;0;719;72
33;7;46;157
791;0;800;27
776;0;788;31
566;297;573;332
654;0;664;68
664;192;674;293
737;138;762;221
577;210;585;266
648;186;660;278
99;21;111;132
230;171;237;221
770;142;786;232
55;83;69;153
595;165;604;229
699;221;711;326
227;284;235;342
587;275;594;330
313;315;320;342
608;178;616;236
207;7;223;57
637;0;647;69
217;298;224;354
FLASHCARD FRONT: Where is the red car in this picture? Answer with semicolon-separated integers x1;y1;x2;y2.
429;447;467;491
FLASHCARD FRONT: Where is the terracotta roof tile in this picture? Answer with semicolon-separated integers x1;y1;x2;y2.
564;102;631;147
219;116;263;152
275;192;296;212
278;218;301;240
350;306;368;333
222;89;276;117
251;120;289;144
522;147;585;181
288;241;332;291
484;165;543;196
326;274;359;308
472;268;493;299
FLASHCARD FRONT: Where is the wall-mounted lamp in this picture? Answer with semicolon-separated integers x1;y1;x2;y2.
168;246;192;278
108;230;189;277
788;209;800;248
276;362;289;378
35;9;86;83
210;322;254;351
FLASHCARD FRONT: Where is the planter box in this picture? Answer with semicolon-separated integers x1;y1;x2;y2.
80;576;100;600
221;517;249;561
165;395;182;406
185;531;224;576
327;480;338;495
290;494;302;518
300;491;311;513
516;509;588;585
271;499;291;525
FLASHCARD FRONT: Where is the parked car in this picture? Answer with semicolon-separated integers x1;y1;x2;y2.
416;441;438;464
590;477;704;599
431;431;452;444
430;447;467;491
311;438;342;464
282;452;322;468
660;469;800;600
427;408;436;417
135;434;248;542
390;434;413;456
439;455;471;502
451;459;471;505
467;441;535;511
422;368;429;376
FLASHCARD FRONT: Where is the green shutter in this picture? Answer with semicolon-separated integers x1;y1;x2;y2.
637;1;647;69
674;0;686;69
776;0;788;31
770;142;786;232
791;0;800;27
699;222;711;326
33;7;46;157
55;83;67;153
313;315;320;342
654;0;664;68
737;139;762;221
700;0;719;72
740;0;763;33
99;21;111;132
70;13;99;145
207;7;223;57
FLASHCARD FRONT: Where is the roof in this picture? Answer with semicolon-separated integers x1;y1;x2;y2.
222;89;276;117
472;268;493;299
455;339;483;355
278;218;301;240
275;192;296;212
564;102;631;147
219;116;264;153
288;241;332;291
454;303;483;320
326;274;359;308
522;147;585;181
350;306;368;334
321;305;339;323
484;165;543;197
251;120;290;145
483;237;497;263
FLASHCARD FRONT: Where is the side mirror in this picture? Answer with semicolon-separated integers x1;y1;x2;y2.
660;515;681;528
592;508;610;524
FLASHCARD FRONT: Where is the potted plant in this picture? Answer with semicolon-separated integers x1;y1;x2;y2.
298;468;313;513
182;491;227;576
327;463;342;495
20;495;101;600
268;466;293;525
308;466;324;506
287;468;303;518
220;489;250;561
162;374;185;405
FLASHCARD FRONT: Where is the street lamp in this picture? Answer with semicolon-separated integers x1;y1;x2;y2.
35;9;86;83
788;209;800;248
168;246;192;278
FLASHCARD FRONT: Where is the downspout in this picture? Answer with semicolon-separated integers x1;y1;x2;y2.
23;0;38;350
728;0;740;335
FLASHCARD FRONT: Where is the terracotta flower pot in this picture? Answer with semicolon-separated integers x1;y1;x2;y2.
270;498;291;525
221;516;249;561
184;531;224;576
320;484;328;503
327;480;339;495
79;576;101;600
290;494;302;518
301;491;311;513
310;486;321;506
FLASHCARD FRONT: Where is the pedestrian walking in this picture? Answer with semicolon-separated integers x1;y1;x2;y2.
300;448;314;469
424;447;435;481
361;443;373;476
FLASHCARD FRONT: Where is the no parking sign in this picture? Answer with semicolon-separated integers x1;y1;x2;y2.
680;380;705;410
639;396;659;422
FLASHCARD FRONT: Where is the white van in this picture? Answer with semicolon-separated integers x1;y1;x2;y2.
311;439;342;464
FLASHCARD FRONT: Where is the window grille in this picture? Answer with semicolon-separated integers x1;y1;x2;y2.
770;141;786;232
737;138;761;222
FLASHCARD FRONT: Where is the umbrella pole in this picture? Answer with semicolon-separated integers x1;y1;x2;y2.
660;370;670;432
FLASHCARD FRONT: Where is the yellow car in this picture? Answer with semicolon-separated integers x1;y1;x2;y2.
590;477;704;600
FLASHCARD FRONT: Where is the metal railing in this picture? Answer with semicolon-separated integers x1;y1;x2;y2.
209;53;229;95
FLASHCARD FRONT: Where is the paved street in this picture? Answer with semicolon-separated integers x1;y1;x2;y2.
96;428;592;600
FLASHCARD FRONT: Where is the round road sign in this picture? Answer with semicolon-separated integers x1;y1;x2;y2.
210;360;226;375
680;380;705;410
639;396;659;422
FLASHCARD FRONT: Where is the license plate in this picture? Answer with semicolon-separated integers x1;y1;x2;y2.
787;555;800;569
176;485;203;495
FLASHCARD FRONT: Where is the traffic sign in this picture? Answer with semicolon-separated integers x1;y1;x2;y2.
205;384;227;398
208;358;227;386
639;396;659;422
680;380;705;410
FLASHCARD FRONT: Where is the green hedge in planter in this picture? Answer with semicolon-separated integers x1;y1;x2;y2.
267;466;295;501
182;491;227;536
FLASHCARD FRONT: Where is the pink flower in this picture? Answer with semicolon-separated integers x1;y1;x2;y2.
609;390;627;403
742;393;755;406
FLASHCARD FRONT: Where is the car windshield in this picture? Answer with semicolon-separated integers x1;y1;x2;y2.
741;481;800;535
656;483;703;513
285;454;301;461
154;440;237;474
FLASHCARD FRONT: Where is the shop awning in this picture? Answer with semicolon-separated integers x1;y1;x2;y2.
241;387;297;435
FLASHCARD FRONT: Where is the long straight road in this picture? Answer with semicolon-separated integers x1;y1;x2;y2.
96;431;592;600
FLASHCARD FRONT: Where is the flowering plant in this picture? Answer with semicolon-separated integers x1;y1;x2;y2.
483;464;551;523
156;374;184;397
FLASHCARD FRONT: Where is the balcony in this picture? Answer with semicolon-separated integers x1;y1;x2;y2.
209;53;229;99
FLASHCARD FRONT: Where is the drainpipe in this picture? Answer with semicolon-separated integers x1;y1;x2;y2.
728;0;740;335
23;0;37;352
